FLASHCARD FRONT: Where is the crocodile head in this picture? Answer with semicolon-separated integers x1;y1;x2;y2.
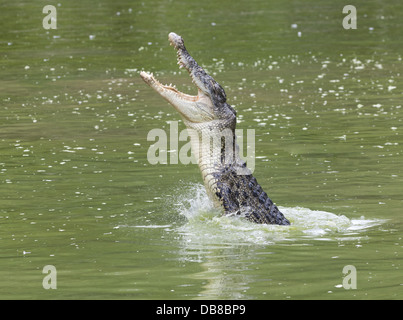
140;32;236;125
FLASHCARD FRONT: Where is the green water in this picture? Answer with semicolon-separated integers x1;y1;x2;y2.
1;0;402;299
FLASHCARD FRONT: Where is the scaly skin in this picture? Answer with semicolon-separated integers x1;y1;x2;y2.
140;32;290;225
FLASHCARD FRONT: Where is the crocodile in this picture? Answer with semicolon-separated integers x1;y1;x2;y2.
140;32;290;225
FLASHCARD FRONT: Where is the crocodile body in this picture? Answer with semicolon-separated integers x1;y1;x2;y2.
140;33;290;225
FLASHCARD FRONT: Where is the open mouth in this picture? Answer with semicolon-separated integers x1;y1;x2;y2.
140;32;224;123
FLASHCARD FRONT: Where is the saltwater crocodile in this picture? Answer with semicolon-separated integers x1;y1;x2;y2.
140;32;290;225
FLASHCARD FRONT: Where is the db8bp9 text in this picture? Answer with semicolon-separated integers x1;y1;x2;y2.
200;305;246;315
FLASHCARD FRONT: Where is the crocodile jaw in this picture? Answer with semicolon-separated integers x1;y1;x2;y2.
140;32;233;124
139;71;215;123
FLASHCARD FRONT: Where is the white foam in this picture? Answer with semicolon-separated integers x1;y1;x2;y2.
174;183;385;246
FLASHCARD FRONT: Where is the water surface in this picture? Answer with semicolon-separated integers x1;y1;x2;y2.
0;0;402;299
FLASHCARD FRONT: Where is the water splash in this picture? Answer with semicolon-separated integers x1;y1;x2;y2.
174;183;385;246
